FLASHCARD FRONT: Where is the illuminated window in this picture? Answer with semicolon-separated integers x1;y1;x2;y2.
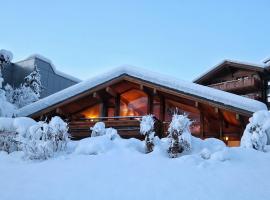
165;99;200;135
153;97;160;119
80;104;101;118
120;89;148;116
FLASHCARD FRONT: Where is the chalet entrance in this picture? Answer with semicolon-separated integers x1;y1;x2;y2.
18;66;266;147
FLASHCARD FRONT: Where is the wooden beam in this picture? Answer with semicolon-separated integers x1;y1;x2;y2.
114;94;120;117
236;113;240;120
106;87;117;97
200;111;204;139
140;84;144;90
219;111;223;140
148;93;153;114
159;95;165;122
215;107;219;113
93;92;101;100
195;101;199;108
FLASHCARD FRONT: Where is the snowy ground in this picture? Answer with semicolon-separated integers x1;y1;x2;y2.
1;136;270;200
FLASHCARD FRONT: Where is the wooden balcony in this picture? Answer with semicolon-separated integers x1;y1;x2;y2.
208;77;260;93
69;116;163;140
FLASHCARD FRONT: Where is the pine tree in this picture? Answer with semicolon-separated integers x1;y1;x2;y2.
168;114;192;158
24;65;42;97
140;115;155;153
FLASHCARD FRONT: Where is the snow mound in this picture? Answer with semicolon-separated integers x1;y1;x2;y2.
241;110;270;151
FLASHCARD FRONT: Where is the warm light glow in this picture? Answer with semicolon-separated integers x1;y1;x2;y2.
224;136;229;141
80;104;101;118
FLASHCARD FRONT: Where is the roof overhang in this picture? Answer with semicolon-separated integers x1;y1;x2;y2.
194;59;266;84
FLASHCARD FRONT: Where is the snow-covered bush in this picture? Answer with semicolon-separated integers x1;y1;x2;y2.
0;90;16;117
167;114;192;158
241;110;270;151
0;117;36;153
140;115;155;153
5;84;39;108
21;116;69;160
0;132;19;153
90;122;106;137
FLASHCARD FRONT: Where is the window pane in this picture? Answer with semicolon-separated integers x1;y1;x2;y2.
80;104;101;118
120;89;148;116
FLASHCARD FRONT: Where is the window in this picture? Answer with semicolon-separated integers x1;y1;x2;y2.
165;99;200;135
80;104;101;118
120;89;148;116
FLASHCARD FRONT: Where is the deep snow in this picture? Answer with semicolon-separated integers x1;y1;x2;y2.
1;136;270;200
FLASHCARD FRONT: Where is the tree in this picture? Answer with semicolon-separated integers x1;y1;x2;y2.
0;49;15;117
168;114;192;158
140;115;155;153
23;65;42;97
4;65;41;108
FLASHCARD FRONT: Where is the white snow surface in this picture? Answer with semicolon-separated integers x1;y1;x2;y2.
17;66;267;117
1;134;270;200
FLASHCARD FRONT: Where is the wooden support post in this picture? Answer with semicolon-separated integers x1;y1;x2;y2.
114;94;120;117
148;94;153;114
200;111;204;139
159;95;165;122
140;84;144;90
219;111;223;140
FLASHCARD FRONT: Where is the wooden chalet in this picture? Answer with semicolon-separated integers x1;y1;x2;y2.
194;60;270;107
18;66;267;146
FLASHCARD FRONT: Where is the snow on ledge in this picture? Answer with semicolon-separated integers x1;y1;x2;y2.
17;65;267;117
26;54;82;83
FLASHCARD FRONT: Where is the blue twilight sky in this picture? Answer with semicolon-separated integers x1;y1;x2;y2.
1;0;270;81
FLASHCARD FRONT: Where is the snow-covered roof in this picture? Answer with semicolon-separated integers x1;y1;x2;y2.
193;59;268;83
26;54;81;83
17;65;267;117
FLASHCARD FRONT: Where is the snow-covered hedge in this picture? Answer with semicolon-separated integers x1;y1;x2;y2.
0;116;69;159
241;110;270;151
21;116;69;160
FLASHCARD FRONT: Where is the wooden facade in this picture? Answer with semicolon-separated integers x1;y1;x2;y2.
30;74;253;147
194;60;270;107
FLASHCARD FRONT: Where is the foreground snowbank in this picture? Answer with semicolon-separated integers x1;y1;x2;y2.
0;138;270;200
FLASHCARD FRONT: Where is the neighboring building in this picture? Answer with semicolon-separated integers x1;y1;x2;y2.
193;59;270;107
17;66;267;146
2;54;81;98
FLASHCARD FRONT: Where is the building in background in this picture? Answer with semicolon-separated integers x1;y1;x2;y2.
193;59;270;108
2;55;80;98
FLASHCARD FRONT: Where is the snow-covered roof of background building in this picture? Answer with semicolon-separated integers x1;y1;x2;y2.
193;59;269;83
18;65;267;117
26;54;81;83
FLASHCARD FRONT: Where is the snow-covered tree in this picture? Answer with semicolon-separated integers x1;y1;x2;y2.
0;132;19;153
21;116;69;160
167;114;192;158
4;66;41;108
23;65;42;97
5;85;39;108
90;122;106;137
0;50;16;116
140;115;155;153
241;110;269;151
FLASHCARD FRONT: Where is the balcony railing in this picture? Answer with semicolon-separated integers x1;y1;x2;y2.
208;77;260;92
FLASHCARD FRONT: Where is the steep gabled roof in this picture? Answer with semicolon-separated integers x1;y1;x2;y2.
17;65;267;117
193;59;267;84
